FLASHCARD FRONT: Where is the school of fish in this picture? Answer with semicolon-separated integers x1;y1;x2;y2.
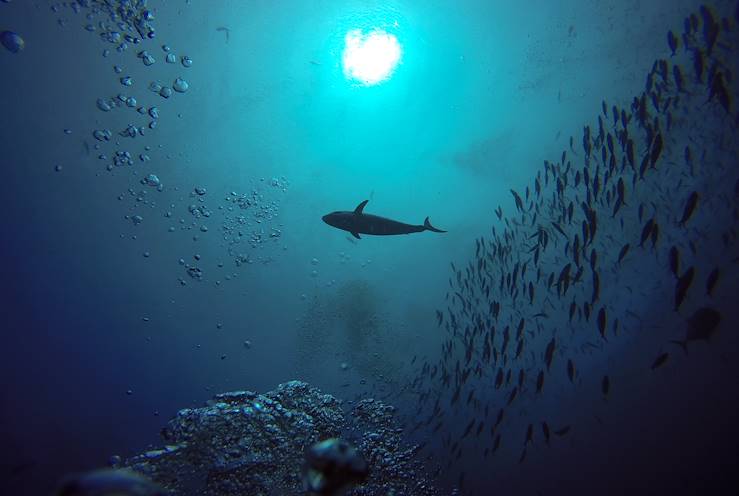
404;3;738;492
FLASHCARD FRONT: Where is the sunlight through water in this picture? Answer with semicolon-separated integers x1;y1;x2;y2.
342;28;401;86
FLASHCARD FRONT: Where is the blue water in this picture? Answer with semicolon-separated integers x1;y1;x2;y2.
1;1;737;495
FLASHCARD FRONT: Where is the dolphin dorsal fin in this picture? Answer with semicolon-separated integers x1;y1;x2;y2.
354;199;369;214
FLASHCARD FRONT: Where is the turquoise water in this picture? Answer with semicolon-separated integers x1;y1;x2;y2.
1;1;737;494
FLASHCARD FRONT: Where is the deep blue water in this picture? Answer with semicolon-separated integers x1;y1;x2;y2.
1;1;738;495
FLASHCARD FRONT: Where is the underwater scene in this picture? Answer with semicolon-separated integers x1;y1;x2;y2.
1;1;738;495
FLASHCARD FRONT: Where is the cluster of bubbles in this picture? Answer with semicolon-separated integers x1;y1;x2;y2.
48;1;190;176
41;2;297;288
220;176;290;268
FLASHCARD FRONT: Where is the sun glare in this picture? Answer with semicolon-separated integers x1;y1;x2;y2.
342;29;401;86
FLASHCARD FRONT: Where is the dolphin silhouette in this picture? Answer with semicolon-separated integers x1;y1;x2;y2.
322;200;446;239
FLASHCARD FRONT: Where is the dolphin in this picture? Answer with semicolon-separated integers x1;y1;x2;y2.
322;200;446;239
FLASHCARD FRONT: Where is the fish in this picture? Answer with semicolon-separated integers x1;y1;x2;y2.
494;408;505;428
601;375;610;398
626;139;635;167
557;263;572;295
597;307;607;340
544;338;556;371
650;133;663;167
216;26;231;43
651;352;669;370
462;418;476;438
693;49;704;83
650;222;660;249
639;154;650;178
708;71;731;114
507;386;518;406
667;30;678;55
671;307;722;354
554;425;571;436
678;192;698;227
536;370;545;393
511;190;524;212
542;422;551;446
640;219;654;247
55;468;167;496
451;386;461;405
668;246;680;277
617;244;630;264
673;64;685;92
322;200;445;238
492;434;501;452
524;423;533;446
674;267;695;311
705;268;719;297
495;368;504;389
551;222;568;239
567;359;575;384
591;271;600;304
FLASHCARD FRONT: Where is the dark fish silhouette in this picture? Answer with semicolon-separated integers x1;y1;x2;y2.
216;26;230;43
524;423;533;446
671;307;722;353
650;133;663;167
617;244;630;264
708;72;731;113
554;425;571;436
705;268;720;297
651;352;669;370
511;190;524;212
322;200;445;239
567;359;576;384
536;370;545;393
678;192;699;227
518;448;527;464
667;30;678;55
494;408;504;428
601;375;610;398
674;267;695;311
669;246;680;277
507;386;518;406
673;64;685;92
462;418;476;438
597;307;607;340
640;218;655;247
544;338;556;371
542;422;551;445
693;49;704;83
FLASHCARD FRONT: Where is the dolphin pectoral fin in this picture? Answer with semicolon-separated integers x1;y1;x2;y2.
354;200;369;214
424;216;447;233
351;231;361;239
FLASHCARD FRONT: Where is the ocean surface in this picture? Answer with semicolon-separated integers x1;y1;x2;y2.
1;1;737;495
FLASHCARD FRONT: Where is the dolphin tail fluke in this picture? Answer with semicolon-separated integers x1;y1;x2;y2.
424;217;447;233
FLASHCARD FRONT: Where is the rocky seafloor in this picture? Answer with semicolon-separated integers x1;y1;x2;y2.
119;381;444;495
